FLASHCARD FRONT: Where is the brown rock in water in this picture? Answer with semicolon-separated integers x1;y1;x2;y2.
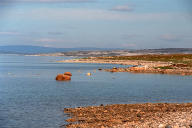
63;75;71;80
64;72;72;76
56;74;64;81
111;69;117;72
56;74;71;81
113;67;117;69
110;67;118;72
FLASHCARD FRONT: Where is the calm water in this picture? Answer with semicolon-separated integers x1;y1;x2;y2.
0;55;192;128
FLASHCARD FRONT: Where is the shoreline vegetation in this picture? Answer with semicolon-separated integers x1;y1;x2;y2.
58;54;192;76
64;103;192;128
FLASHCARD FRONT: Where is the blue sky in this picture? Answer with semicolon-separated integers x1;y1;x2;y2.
0;0;192;49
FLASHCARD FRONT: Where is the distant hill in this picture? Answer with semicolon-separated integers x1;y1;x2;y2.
129;48;192;54
0;45;117;54
0;45;192;55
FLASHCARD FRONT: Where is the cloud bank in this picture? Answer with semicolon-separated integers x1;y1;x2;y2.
0;32;20;35
111;5;133;12
160;34;181;41
35;38;63;42
1;0;95;3
13;8;184;22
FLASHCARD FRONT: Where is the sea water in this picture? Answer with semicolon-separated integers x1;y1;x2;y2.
0;55;192;128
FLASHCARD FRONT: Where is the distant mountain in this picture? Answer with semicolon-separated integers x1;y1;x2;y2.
0;45;192;55
0;45;118;54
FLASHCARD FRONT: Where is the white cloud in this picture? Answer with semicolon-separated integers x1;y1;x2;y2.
35;38;79;44
122;34;141;39
17;8;183;21
0;32;20;35
48;32;64;35
42;44;54;47
2;0;95;3
122;43;136;47
111;5;133;12
160;34;181;41
35;38;62;42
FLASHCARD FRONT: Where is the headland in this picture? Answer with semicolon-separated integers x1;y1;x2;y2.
58;54;192;76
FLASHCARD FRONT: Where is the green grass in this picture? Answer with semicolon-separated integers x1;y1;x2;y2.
154;66;174;69
85;54;192;67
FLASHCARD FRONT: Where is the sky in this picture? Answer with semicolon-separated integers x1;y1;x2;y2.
0;0;192;49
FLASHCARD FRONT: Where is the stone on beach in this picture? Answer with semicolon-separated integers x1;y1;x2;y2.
129;66;145;71
56;74;71;81
158;124;166;128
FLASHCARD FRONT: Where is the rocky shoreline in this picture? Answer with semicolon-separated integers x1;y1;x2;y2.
105;66;192;76
64;103;192;128
57;58;192;76
60;55;192;127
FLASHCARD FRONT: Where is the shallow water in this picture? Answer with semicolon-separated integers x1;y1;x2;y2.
0;55;192;128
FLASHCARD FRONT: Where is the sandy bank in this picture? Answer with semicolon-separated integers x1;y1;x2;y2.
57;58;170;67
64;103;192;128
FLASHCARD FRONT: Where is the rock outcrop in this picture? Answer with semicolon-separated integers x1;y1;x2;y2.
56;73;71;81
64;72;72;76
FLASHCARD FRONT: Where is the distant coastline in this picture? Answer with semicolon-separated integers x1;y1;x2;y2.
1;45;192;56
58;54;192;76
